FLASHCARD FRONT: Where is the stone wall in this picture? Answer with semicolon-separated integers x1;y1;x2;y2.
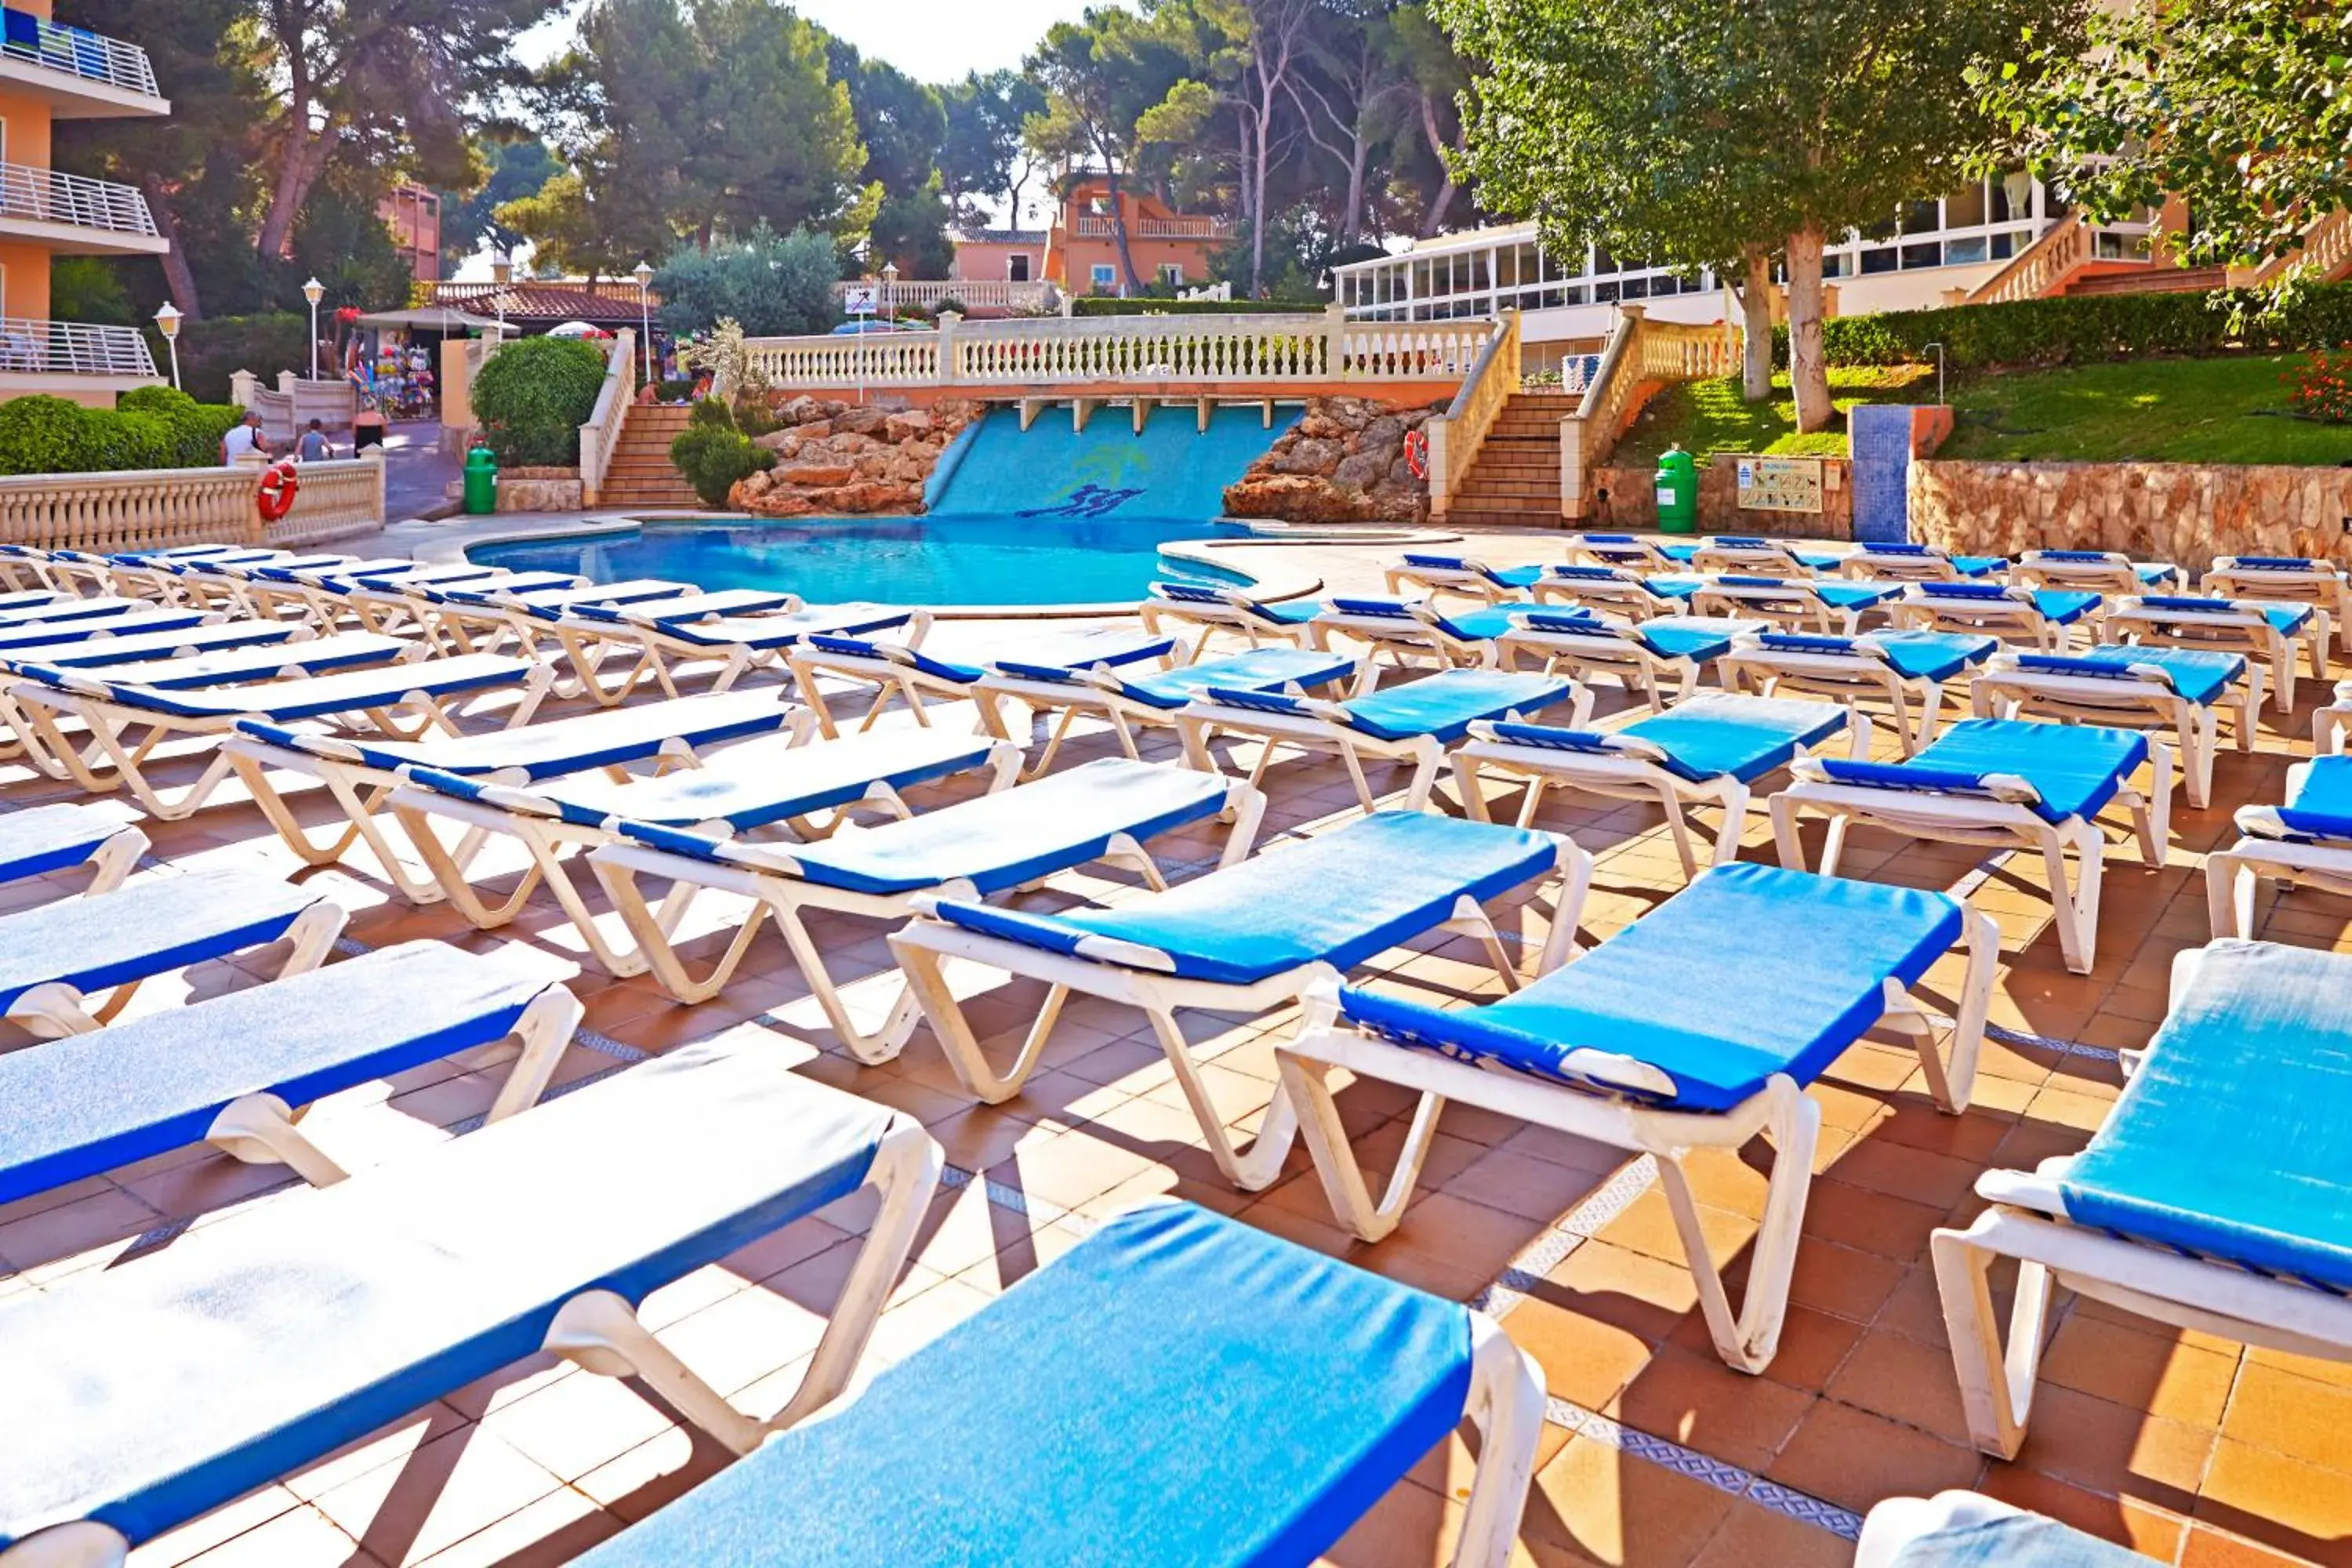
729;395;987;517
445;465;583;514
1592;457;1856;540
1910;460;2352;572
1223;395;1442;524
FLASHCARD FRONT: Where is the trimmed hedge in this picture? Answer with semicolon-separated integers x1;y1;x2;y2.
1775;281;2352;372
0;388;246;476
1069;296;1323;317
472;335;609;466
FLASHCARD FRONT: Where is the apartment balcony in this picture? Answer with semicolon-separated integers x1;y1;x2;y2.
0;318;158;402
1072;215;1233;242
0;9;168;118
0;162;164;254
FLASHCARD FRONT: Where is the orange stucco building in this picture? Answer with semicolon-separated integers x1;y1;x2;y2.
953;177;1232;297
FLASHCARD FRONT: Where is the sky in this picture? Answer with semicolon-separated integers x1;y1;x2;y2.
516;0;1100;82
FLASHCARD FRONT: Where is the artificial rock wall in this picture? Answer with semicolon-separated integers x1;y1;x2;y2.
730;396;989;517
1910;459;2352;573
1223;396;1442;524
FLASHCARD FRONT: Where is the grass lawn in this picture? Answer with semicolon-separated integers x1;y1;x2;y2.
1613;353;2350;466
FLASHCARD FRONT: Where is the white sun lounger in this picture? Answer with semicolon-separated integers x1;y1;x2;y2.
0;802;145;898
891;811;1590;1186
270;561;507;632
1564;532;1693;573
1308;595;1515;678
552;596;919;706
162;552;365;615
1279;861;1994;1373
1969;646;2255;809
2202;554;2352;653
1454;694;1861;877
1855;1492;2146;1567
1886;581;2103;650
567;1201;1544;1568
786;624;1171;738
0;606;216;655
2205;755;2352;938
5;650;551;818
1932;940;2352;1457
1689;574;1905;634
223;687;808;902
0;942;581;1202
588;757;1263;1058
416;575;695;657
0;618;299;673
1838;543;2006;583
1382;551;1546;603
0;1031;942;1566
1177;667;1585;815
1137;579;1328;657
1686;535;1847;575
338;568;585;644
1495;608;1764;710
32;629;413;690
0;869;345;1036
1719;629;1999;755
2100;593;2325;713
972;644;1360;778
1530;563;1708;620
388;729;1020;976
2011;548;2187;596
1772;717;2171;974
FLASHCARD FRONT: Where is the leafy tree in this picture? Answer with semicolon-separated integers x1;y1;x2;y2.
1026;8;1195;293
494;169;648;280
1285;0;1417;248
1979;0;2351;297
439;136;561;271
828;43;953;270
652;226;843;336
940;71;1049;227
1443;0;2078;430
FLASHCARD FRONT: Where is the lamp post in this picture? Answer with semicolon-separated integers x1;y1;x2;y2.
882;260;898;322
301;276;324;380
151;302;182;391
633;259;655;383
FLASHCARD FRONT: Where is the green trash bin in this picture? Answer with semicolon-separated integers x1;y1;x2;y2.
1654;446;1697;534
462;444;498;516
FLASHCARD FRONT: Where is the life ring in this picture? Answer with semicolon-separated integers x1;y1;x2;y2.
1402;427;1429;481
256;460;300;523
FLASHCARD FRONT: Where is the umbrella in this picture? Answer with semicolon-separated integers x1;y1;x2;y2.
547;321;615;339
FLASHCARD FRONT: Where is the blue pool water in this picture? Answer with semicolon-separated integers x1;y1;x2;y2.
471;401;1294;607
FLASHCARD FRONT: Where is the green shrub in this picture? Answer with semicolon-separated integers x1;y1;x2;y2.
472;335;609;466
1773;281;2352;373
1069;296;1316;318
119;386;245;467
654;226;840;337
0;390;245;475
668;400;775;506
655;377;698;402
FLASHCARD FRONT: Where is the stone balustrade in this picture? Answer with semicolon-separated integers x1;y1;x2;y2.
0;452;384;554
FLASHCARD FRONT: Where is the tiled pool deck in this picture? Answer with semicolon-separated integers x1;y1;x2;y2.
2;525;2347;1567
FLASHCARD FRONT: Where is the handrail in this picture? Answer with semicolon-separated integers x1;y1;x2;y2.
1073;215;1231;241
0;10;160;98
1964;209;2091;306
834;278;1058;312
0;161;155;235
0;317;154;376
1558;310;1740;519
2244;206;2352;289
1424;313;1518;520
577;328;634;507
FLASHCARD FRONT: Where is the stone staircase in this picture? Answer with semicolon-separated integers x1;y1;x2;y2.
596;404;702;510
1443;392;1577;527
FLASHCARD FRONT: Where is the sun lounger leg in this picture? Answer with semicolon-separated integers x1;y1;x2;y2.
1279;1047;1438;1242
2204;847;2256;939
543;1290;772;1456
590;856;774;1007
1149;1006;1298;1189
0;1520;130;1566
1931;1209;2051;1457
770;899;923;1063
2046;821;2100;975
894;933;1069;1102
206;1092;351;1186
80;824;147;895
1676;1076;1818;1373
1452;1318;1546;1568
485;984;589;1123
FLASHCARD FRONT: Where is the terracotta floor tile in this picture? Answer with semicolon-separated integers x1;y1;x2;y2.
167;1503;381;1568
1976;1466;2187;1561
2045;1313;2241;1432
2012;1385;2216;1512
1604;1347;1816;1472
2180;1521;2343;1567
2196;1439;2352;1566
1773;1239;1907;1325
1824;1324;1977;1445
2220;1360;2352;1473
1686;1500;1853;1568
1763;1399;1983;1515
123;1483;310;1568
310;1427;568;1568
1800;1178;1951;1261
1501;1292;1663;1412
1522;1434;1740;1567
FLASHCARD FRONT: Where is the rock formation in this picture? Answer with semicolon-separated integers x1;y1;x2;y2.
728;396;986;517
1223;396;1442;524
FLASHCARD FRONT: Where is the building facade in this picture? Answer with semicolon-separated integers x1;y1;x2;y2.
1046;179;1231;296
949;228;1047;287
378;183;441;285
0;0;165;407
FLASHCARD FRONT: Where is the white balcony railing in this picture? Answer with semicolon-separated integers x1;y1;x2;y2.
1073;215;1232;241
832;278;1058;313
0;161;154;236
0;12;161;99
0;317;155;377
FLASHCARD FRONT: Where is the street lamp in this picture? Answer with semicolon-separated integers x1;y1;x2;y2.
301;276;324;380
882;260;898;322
633;259;655;383
151;301;182;390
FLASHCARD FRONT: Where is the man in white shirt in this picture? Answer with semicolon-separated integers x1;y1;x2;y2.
220;410;269;465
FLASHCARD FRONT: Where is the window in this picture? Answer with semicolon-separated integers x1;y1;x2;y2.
1945;181;1987;230
1157;262;1184;288
1008;253;1031;282
1090;263;1116;292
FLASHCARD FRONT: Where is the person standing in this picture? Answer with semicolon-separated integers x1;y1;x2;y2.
220;409;269;465
296;419;332;462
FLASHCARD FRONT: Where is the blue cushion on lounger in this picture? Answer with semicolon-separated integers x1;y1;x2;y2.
1338;862;1961;1112
1312;670;1574;744
0;804;132;884
568;588;792;623
1817;718;2148;825
651;604;909;650
1150;582;1322;624
84;632;411;691
575;1202;1475;1568
0;942;558;1207
2057;940;2352;1292
1628;615;1744;663
808;631;985;683
1110;647;1355;709
0;611;214;654
1488;695;1843;785
1881;1510;2147;1566
0;871;329;1016
1755;630;1994;684
17;622;299;671
2261;757;2352;842
2136;595;2315;636
2226;557;2325;572
0;1034;892;1552
927;812;1557;985
1403;554;1543;589
2012;648;2246;707
235;688;793;778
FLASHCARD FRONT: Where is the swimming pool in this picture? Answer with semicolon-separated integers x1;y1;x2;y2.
467;515;1258;609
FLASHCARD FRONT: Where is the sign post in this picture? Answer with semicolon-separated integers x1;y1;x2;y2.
843;281;878;405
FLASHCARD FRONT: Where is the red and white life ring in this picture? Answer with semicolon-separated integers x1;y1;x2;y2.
1402;427;1429;481
256;460;300;523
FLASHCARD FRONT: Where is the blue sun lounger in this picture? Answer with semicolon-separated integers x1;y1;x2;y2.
787;624;1171;737
1685;535;1849;575
1454;693;1859;877
1933;939;2352;1458
1838;542;2007;582
0;942;581;1203
1279;861;1995;1373
2204;554;2352;653
6;651;551;818
0;606;215;654
1530;563;1708;620
1178;666;1584;815
1138;579;1329;655
1719;629;2000;754
553;598;919;706
573;1202;1544;1568
973;644;1360;776
1691;574;1906;634
2206;754;2352;937
0;1032;943;1564
588;757;1264;1058
223;687;809;903
1309;594;1519;677
0;618;298;672
388;728;1020;977
1384;551;1546;602
1566;532;1692;573
1773;717;2171;973
1971;645;2254;808
0;802;145;899
892;811;1591;1186
1495;607;1764;709
1888;580;2102;649
2013;548;2187;596
0;869;345;1036
2101;593;2325;713
414;575;696;656
1856;1494;2147;1568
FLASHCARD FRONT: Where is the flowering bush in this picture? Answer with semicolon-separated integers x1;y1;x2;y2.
2287;347;2352;424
